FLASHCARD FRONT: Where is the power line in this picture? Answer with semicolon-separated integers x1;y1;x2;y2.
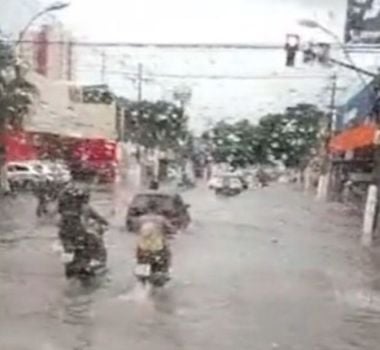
6;39;380;51
3;40;287;49
75;68;333;80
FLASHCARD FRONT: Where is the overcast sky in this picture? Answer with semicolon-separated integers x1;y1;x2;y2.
47;0;347;43
37;0;356;132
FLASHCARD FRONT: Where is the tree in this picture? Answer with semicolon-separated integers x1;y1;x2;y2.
204;103;324;169
121;99;189;150
256;103;323;167
204;119;260;168
0;40;38;192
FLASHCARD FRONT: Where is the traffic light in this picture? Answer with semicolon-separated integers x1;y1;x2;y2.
285;34;300;67
301;42;331;66
314;43;331;66
302;42;316;63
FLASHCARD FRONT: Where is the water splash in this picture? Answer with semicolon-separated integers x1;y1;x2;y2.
336;289;380;311
119;282;154;305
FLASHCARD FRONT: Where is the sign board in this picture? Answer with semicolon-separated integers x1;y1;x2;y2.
345;0;380;43
349;172;372;182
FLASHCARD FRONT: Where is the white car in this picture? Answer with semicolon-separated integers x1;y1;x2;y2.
42;161;72;183
208;176;224;189
6;161;52;189
209;173;245;190
229;177;244;190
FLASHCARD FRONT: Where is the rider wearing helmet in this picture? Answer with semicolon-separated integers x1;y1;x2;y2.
58;184;108;253
58;185;88;252
135;200;174;273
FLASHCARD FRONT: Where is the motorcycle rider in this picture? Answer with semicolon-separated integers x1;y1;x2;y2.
256;168;269;187
57;184;109;277
135;201;174;274
58;184;108;253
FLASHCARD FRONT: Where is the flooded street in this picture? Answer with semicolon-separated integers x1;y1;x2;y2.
1;184;380;350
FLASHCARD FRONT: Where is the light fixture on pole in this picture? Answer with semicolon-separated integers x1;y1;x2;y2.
17;1;70;47
298;18;367;86
298;19;341;45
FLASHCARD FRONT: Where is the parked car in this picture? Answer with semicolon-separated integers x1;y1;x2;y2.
41;161;72;183
214;174;244;196
209;173;247;191
6;161;53;190
126;190;191;233
208;176;224;190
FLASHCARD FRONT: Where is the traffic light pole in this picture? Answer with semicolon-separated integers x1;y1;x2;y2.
317;74;338;200
328;57;377;78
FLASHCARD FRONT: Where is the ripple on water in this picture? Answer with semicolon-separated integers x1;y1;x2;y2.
337;289;380;312
336;289;380;350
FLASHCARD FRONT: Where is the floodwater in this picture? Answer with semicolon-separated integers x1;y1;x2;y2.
1;184;380;350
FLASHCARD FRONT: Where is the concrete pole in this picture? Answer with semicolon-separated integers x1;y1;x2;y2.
362;184;378;247
316;173;330;201
101;51;107;84
137;63;143;102
316;74;337;201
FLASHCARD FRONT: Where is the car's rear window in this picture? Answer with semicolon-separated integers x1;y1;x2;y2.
131;194;174;211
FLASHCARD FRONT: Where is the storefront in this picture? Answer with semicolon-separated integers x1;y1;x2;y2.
1;131;37;162
2;130;118;183
329;124;376;203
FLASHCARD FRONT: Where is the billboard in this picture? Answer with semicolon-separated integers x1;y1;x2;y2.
345;0;380;43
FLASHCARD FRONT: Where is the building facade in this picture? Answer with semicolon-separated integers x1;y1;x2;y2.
21;22;74;81
25;72;117;140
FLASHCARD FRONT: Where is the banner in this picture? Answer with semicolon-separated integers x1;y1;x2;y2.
345;0;380;43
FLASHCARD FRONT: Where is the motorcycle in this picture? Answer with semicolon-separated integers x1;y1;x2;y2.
63;248;106;281
134;248;171;287
177;178;195;190
61;222;108;281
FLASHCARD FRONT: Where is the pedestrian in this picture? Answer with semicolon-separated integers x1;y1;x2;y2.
35;179;51;217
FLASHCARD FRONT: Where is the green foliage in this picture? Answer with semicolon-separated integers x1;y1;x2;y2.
120;99;189;150
0;40;14;71
204;119;260;168
205;103;324;168
0;40;37;131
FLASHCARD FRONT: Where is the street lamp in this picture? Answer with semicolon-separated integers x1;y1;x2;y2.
17;1;70;47
298;19;340;40
298;18;367;86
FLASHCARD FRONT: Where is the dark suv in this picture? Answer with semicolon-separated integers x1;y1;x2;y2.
126;191;191;232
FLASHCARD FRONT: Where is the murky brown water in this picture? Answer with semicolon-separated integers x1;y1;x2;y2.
1;185;380;350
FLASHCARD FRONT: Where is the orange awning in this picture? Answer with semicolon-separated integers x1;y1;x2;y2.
329;124;376;152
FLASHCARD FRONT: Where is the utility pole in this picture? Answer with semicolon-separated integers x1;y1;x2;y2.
137;63;143;102
317;74;339;201
365;80;380;245
101;51;107;84
67;40;74;81
328;74;338;137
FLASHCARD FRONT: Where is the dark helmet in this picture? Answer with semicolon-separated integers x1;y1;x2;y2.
149;180;159;190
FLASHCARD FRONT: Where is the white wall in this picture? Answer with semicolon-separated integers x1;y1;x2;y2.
25;72;117;140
